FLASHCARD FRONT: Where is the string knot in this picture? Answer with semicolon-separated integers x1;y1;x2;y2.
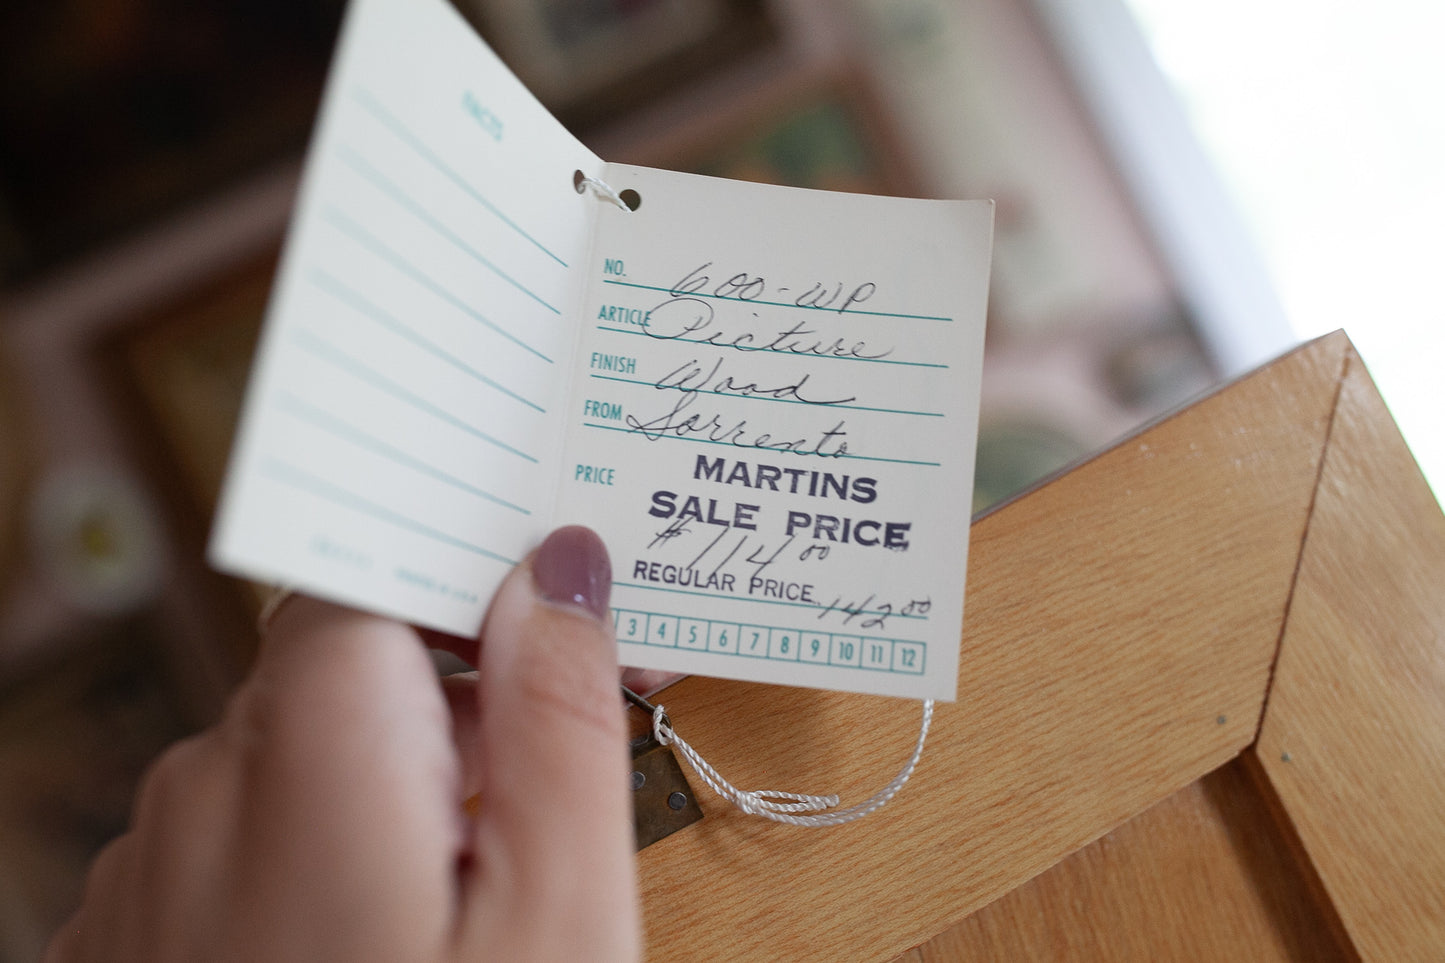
642;697;935;827
651;704;673;746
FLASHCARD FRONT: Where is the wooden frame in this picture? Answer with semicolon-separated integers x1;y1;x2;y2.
631;331;1444;960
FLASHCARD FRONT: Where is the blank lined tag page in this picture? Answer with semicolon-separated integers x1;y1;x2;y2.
211;0;601;632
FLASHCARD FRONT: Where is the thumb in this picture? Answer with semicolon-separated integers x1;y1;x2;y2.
462;526;639;959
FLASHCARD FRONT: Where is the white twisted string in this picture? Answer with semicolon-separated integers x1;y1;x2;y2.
574;172;632;212
651;699;934;827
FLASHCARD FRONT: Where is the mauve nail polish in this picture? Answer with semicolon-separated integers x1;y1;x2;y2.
532;526;611;621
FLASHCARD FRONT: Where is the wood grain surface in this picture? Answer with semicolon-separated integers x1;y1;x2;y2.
634;333;1350;961
1254;346;1445;961
896;758;1355;962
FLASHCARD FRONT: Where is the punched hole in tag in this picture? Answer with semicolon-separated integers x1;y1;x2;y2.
574;169;641;211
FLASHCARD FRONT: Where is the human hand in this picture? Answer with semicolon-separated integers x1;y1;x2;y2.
45;526;640;962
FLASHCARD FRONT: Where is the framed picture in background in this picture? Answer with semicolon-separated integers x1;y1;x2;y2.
97;246;280;626
103;252;275;536
616;65;921;198
460;0;775;129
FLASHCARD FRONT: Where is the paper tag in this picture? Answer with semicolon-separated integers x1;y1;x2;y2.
210;0;992;701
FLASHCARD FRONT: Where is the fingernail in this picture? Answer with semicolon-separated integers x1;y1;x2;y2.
532;526;611;622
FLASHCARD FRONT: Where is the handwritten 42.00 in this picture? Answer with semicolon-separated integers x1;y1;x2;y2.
817;593;931;630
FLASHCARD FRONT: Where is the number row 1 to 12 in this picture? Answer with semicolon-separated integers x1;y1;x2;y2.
614;610;926;675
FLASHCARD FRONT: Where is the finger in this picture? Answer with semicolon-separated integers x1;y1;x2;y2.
125;730;237;944
44;832;139;961
463;526;638;960
232;597;461;958
47;722;239;960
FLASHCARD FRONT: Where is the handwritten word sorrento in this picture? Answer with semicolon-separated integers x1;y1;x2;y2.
624;390;851;457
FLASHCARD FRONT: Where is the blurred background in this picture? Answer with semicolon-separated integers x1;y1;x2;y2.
0;0;1438;955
